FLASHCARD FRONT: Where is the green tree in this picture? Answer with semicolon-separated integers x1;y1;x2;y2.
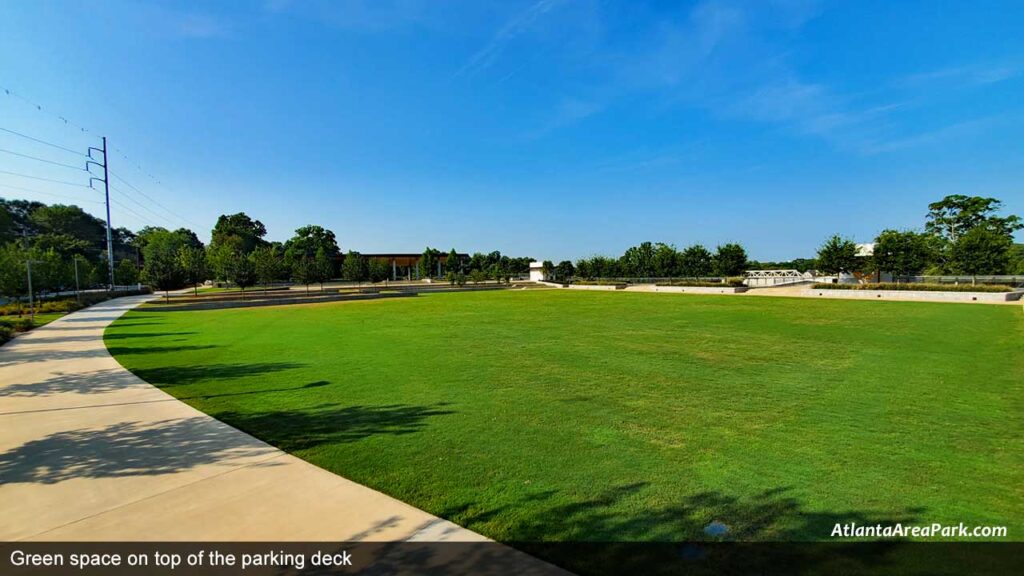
141;230;185;300
177;245;209;296
714;243;748;277
206;242;239;284
554;260;574;281
621;241;656;277
283;225;340;265
951;226;1013;281
418;247;439;279
114;258;139;286
445;248;461;274
0;243;27;303
314;247;334;290
229;251;257;295
251;245;284;292
210;212;267;254
541;260;554;280
368;258;391;283
872;230;933;282
679;244;714;277
292;256;316;294
341;250;368;283
816;235;858;275
652;243;679;277
926;195;1023;242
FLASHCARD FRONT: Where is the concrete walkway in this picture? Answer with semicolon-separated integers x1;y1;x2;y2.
0;297;527;551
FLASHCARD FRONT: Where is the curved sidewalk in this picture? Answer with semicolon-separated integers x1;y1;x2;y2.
0;296;530;553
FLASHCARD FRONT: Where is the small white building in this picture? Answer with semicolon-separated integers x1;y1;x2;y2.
529;261;548;282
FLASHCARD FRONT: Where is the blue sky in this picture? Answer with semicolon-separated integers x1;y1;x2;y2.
1;0;1022;261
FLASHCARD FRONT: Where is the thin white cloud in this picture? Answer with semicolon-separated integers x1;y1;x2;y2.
898;63;1023;88
453;0;562;79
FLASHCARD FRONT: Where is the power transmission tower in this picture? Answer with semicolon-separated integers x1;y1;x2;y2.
88;137;115;289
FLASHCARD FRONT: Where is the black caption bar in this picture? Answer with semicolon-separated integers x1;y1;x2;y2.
2;542;1022;576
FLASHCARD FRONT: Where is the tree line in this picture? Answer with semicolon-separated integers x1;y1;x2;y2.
813;195;1023;279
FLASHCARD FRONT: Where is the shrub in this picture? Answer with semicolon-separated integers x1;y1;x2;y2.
0;325;12;345
655;278;746;287
812;282;1016;293
572;280;628;286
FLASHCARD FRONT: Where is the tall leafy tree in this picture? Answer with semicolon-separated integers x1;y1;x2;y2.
210;212;267;254
872;230;933;281
555;260;575;281
714;243;748;277
177;245;209;296
283;225;340;264
951;226;1013;280
679;244;714;277
926;195;1023;242
816;235;858;275
621;242;656;277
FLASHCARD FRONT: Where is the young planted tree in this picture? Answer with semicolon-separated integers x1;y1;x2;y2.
230;251;256;296
251;245;284;293
0;243;26;305
418;247;438;280
142;236;184;301
368;258;391;284
541;260;554;280
445;248;461;274
114;258;139;287
292;256;315;294
816;235;858;275
314;247;334;290
341;250;368;284
177;246;209;296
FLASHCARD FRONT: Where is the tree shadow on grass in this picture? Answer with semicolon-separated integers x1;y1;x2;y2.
105;344;218;356
103;331;198;340
130;362;306;386
214;402;456;452
436;483;935;575
0;416;281;484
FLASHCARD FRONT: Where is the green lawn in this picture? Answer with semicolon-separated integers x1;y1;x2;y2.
106;290;1023;544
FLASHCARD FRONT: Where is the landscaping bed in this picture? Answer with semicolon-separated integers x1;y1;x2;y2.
812;282;1017;293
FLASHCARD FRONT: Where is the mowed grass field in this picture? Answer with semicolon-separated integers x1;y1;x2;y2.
106;290;1023;542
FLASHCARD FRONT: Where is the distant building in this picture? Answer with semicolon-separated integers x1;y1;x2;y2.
529;261;548;282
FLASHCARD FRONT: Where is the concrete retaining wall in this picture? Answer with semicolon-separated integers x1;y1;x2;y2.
802;288;1023;303
647;285;748;294
567;284;626;291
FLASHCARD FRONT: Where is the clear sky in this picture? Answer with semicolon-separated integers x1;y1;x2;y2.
1;0;1022;262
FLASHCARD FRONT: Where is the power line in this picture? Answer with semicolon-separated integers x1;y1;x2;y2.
0;182;103;204
0;126;87;157
110;196;161;227
109;170;202;229
109;182;173;223
0;169;88;187
1;84;100;138
0;147;85;171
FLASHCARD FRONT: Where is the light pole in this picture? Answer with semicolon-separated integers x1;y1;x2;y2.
73;256;81;303
26;259;37;324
